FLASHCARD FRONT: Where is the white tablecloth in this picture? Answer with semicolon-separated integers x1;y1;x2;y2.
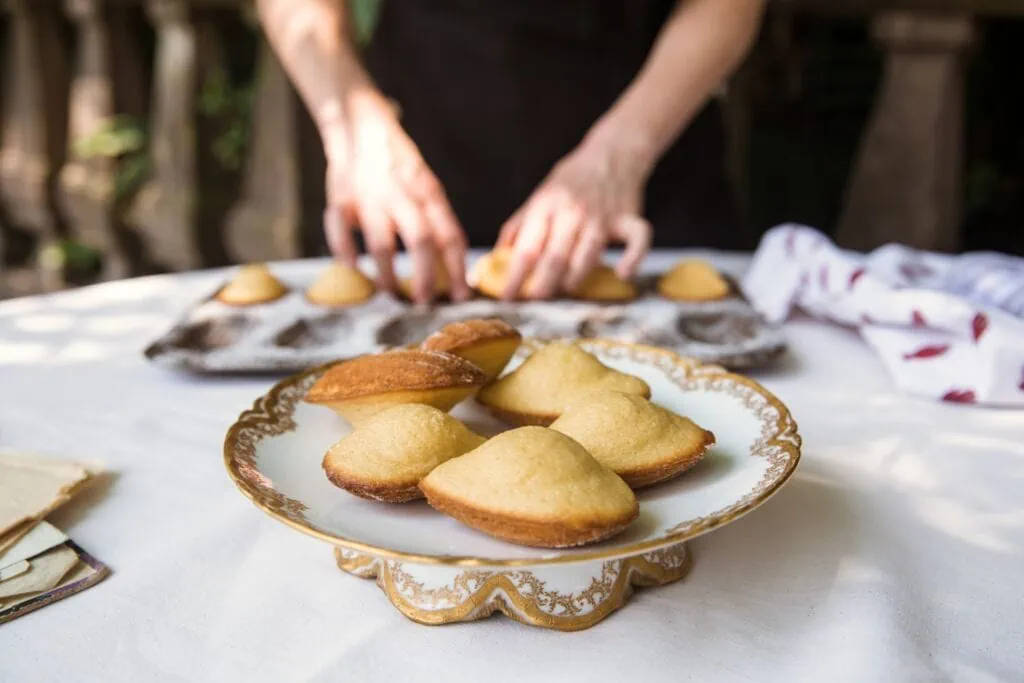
1;252;1022;683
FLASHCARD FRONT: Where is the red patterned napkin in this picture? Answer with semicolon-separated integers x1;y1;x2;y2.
742;224;1024;406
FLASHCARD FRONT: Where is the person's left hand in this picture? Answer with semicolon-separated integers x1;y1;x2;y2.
496;138;653;300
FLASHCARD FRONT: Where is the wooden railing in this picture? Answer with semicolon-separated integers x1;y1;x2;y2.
0;1;1020;296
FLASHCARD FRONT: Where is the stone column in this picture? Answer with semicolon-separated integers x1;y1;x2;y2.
836;12;975;253
223;41;303;263
58;0;147;280
0;0;70;239
128;0;203;271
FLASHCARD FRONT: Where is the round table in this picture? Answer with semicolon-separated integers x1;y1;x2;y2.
1;252;1021;682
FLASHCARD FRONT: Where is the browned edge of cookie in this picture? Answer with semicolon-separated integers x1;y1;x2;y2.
323;465;423;503
419;482;640;548
215;287;289;307
421;319;521;355
655;272;734;302
479;403;559;428
618;428;717;489
303;290;372;308
305;350;487;404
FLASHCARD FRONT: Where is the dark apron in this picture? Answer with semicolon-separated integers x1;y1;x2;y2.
363;0;741;249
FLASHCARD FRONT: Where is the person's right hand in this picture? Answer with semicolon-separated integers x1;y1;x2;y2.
321;93;469;303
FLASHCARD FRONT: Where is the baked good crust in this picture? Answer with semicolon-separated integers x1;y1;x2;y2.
324;470;422;503
419;426;639;548
305;349;488;422
479;404;559;428
216;263;289;306
321;403;486;502
616;428;716;488
305;262;375;307
657;259;731;302
421;319;522;382
419;482;639;548
570;265;638;303
476;343;651;426
421;319;519;355
398;258;452;300
305;349;486;403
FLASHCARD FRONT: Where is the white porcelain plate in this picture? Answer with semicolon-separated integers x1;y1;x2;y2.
224;339;801;629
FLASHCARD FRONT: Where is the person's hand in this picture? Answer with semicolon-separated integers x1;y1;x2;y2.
321;94;469;303
496;136;652;300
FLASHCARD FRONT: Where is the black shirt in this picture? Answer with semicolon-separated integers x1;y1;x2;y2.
364;0;740;248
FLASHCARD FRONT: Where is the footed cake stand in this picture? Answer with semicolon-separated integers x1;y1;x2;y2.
224;340;801;631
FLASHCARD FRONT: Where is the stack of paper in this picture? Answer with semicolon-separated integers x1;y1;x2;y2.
0;451;109;624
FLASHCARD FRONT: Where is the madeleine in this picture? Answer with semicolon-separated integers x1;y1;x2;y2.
420;427;638;548
305;349;487;424
551;391;715;488
476;342;650;426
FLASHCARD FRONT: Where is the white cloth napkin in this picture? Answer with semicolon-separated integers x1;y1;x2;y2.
741;224;1024;406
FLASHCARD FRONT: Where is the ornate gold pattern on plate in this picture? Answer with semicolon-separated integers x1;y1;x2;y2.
334;543;693;631
223;339;802;567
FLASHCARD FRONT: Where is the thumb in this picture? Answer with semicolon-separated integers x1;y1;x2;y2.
611;214;651;279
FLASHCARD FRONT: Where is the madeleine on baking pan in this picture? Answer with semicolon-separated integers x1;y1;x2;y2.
475;342;650;426
569;265;637;303
216;263;289;306
551;391;716;489
421;318;522;383
305;262;375;307
419;426;638;548
398;257;453;301
657;259;731;302
304;349;487;424
467;249;530;299
322;404;485;503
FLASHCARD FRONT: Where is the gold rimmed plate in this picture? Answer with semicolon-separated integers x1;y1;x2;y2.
224;339;801;630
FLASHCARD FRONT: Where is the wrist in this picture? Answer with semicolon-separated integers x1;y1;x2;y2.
580;117;659;184
318;87;400;164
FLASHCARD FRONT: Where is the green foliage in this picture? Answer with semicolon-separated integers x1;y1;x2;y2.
72;114;150;203
350;0;382;46
72;114;146;159
37;239;102;275
199;66;255;172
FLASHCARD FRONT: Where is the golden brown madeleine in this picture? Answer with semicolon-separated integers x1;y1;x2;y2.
304;349;488;424
551;391;716;488
657;259;731;302
322;404;485;503
398;257;452;301
305;261;375;306
216;263;289;306
476;341;650;426
569;265;637;303
420;426;638;548
421;318;522;382
467;249;538;299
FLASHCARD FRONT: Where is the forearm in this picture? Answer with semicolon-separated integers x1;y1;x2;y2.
255;0;390;160
585;0;765;177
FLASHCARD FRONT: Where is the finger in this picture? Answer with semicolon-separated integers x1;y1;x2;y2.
503;202;552;300
323;206;357;266
527;203;582;299
566;221;605;293
392;197;437;304
359;206;398;292
612;214;652;279
423;197;470;302
496;207;525;249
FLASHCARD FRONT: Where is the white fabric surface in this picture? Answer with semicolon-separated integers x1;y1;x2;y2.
742;225;1024;406
1;252;1022;683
